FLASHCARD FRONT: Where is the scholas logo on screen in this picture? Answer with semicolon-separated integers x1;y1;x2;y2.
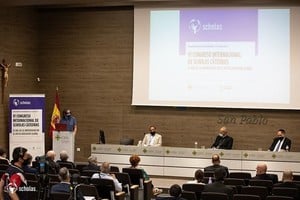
189;19;222;34
12;99;31;107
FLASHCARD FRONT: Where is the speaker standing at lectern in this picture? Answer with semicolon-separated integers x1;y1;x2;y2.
142;125;162;147
59;109;77;136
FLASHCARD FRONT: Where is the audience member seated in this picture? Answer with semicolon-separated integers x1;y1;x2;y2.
142;125;162;147
211;126;233;149
22;154;37;174
129;154;150;180
128;154;162;195
91;162;122;192
273;171;300;199
82;155;100;171
169;184;186;200
252;163;278;184
51;167;72;194
204;154;229;178
187;169;205;184
46;150;60;174
0;147;9;165
203;168;234;200
56;150;75;169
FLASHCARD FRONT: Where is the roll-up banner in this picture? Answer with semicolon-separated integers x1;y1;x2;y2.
9;94;45;160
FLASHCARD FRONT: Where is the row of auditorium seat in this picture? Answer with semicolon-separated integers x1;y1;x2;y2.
20;167;152;200
177;180;300;200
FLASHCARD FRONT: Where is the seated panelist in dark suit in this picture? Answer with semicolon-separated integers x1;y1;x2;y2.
204;154;229;178
268;129;291;152
51;167;72;194
203;168;234;200
211;126;233;149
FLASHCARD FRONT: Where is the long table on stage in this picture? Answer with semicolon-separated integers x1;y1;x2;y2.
91;144;300;180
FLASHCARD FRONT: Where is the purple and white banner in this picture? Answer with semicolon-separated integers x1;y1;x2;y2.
179;9;258;55
9;94;45;160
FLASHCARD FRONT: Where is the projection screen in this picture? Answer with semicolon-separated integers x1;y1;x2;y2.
132;7;300;109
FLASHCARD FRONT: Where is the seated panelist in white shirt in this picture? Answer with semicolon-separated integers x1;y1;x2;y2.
142;125;162;147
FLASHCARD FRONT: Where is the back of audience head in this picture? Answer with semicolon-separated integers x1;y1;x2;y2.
12;146;28;164
130;154;141;167
169;184;182;198
88;155;97;165
214;167;226;181
59;167;70;182
46;150;56;161
282;170;293;182
212;154;221;165
256;163;267;175
60;150;69;162
101;162;111;173
194;169;204;183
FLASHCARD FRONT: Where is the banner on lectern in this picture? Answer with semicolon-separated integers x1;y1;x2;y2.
9;94;45;160
53;131;74;162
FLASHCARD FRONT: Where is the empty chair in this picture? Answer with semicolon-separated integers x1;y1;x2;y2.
48;174;60;182
229;172;252;180
110;166;120;173
58;162;74;169
122;168;144;187
272;187;298;200
114;172;139;200
24;172;38;181
81;170;100;177
182;183;205;200
120;138;134;145
68;168;80;175
233;194;261;200
91;178;125;200
201;192;228;200
225;178;246;193
75;163;88;172
181;191;197;200
249;179;273;192
123;167;153;200
74;183;100;200
240;186;269;200
49;192;71;200
266;196;293;200
225;178;246;186
249;180;273;188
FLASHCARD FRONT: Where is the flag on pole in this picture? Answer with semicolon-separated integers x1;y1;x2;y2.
49;87;61;137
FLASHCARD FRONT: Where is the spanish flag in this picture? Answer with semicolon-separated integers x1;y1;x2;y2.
49;87;61;137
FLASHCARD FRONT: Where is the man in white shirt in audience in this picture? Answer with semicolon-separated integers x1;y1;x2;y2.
91;162;122;192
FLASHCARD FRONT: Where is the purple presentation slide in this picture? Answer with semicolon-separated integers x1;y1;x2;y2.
179;9;258;55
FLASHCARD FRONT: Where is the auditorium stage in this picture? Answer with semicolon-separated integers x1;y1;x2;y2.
91;144;300;181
